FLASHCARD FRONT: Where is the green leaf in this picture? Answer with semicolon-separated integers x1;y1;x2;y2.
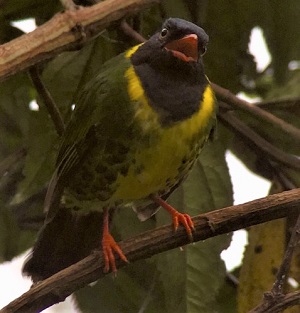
0;205;36;262
11;108;57;204
162;0;192;21
203;0;258;92
216;275;237;313
258;1;300;83
238;220;285;312
42;32;121;119
0;74;32;158
75;259;166;313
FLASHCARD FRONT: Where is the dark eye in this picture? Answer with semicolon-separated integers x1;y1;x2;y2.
160;28;168;38
201;45;207;56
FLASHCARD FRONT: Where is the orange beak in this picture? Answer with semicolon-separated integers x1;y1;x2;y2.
165;34;198;62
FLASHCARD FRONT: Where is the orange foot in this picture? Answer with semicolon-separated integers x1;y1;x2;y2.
102;208;128;273
151;195;194;241
102;231;128;273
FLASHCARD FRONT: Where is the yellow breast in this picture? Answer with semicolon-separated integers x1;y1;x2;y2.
111;66;215;201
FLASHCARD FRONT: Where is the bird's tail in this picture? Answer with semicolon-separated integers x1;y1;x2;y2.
22;208;104;282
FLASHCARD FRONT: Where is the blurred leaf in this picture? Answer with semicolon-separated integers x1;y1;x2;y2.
162;0;192;21
258;1;300;83
42;31;122;120
0;74;32;158
203;0;258;92
216;275;237;313
265;71;300;100
75;259;166;313
0;148;38;261
0;206;35;262
11;108;57;205
238;219;285;312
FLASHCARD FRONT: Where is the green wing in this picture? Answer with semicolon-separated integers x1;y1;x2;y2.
45;53;137;219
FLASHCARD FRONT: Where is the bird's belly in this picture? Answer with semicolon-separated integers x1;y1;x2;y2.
111;126;205;202
64;129;204;211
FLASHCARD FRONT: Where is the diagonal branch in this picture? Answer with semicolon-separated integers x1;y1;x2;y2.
120;20;146;43
29;66;65;136
60;0;78;11
1;188;300;313
257;97;300;111
248;211;300;313
218;108;300;170
0;0;160;81
212;83;300;142
248;290;300;313
272;213;300;295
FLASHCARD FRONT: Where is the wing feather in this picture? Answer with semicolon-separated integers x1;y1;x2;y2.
45;53;133;218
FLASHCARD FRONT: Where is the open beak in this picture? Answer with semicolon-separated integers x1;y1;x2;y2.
165;34;198;62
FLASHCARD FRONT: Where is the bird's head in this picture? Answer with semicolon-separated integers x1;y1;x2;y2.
131;18;209;67
158;18;209;63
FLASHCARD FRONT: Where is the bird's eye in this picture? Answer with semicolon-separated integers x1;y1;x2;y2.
160;28;168;38
201;45;207;56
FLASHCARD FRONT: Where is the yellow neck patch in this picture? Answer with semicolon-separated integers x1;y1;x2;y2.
125;63;215;136
125;66;161;132
125;43;144;59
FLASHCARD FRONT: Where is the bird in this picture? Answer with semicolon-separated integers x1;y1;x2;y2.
23;17;217;280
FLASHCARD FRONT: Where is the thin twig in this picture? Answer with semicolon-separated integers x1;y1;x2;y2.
0;148;26;177
212;83;300;142
257;97;300;111
226;272;239;288
120;20;146;43
272;213;300;295
274;170;297;191
218;108;300;170
29;66;65;136
1;188;300;313
247;207;300;313
249;290;300;313
60;0;78;11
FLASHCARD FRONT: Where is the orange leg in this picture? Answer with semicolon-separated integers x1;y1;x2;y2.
151;195;194;240
102;208;128;273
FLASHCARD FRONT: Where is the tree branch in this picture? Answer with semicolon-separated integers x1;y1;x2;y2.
0;0;160;81
257;97;300;111
29;66;65;136
248;290;300;313
218;108;300;170
60;0;78;11
1;188;300;313
120;19;146;43
212;83;300;142
272;214;300;295
248;211;300;313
